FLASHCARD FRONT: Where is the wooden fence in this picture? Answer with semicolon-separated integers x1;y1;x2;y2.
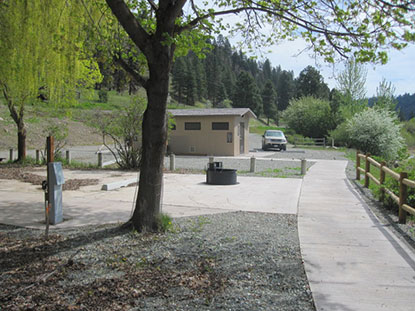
292;137;327;147
356;151;415;224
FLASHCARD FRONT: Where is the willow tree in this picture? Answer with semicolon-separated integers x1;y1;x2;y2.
0;0;97;161
103;0;415;231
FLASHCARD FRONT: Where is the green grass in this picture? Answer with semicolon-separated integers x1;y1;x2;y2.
249;118;284;134
238;166;304;178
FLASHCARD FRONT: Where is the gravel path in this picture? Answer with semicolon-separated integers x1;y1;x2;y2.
0;212;315;311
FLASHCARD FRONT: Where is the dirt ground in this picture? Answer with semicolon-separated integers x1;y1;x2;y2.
0;165;99;191
0;104;103;150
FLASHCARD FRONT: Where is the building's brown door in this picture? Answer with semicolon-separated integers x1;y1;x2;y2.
239;122;245;154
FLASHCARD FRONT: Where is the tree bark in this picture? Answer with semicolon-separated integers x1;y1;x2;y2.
105;0;184;231
131;55;171;231
17;121;27;162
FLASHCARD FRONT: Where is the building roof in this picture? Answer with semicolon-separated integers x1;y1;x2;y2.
168;108;257;119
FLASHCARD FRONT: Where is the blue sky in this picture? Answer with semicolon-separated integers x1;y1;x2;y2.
251;38;415;98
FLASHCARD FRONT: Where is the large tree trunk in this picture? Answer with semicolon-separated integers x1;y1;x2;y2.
105;0;183;231
17;121;27;162
131;52;171;231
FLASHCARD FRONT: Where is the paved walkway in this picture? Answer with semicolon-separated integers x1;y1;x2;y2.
0;170;301;229
298;160;415;311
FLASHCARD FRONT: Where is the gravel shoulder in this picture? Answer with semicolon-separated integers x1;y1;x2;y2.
0;213;315;311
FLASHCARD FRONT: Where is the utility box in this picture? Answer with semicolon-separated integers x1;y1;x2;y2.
48;162;65;224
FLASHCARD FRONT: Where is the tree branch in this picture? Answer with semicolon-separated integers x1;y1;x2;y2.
113;55;148;88
105;0;152;56
1;83;19;124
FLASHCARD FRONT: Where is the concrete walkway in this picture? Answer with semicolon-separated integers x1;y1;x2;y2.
0;171;302;229
298;160;415;311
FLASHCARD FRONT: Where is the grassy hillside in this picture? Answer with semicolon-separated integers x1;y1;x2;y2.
0;90;132;150
0;90;284;151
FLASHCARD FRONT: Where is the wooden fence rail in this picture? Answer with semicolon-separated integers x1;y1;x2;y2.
356;151;415;224
293;137;327;147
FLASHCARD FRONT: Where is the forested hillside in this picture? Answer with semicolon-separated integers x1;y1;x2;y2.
169;35;330;122
396;93;415;120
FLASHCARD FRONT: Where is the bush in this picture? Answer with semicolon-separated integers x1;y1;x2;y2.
329;122;350;147
383;158;415;210
282;96;336;138
42;122;68;161
96;96;146;169
346;108;404;160
98;90;108;103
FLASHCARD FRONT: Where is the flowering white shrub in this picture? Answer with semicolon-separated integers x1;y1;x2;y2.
346;108;404;160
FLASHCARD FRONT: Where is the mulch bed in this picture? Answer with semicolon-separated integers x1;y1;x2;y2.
0;166;98;191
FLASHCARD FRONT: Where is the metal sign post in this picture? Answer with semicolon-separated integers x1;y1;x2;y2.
44;136;65;236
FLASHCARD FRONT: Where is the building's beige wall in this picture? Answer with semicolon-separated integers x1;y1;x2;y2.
169;115;251;156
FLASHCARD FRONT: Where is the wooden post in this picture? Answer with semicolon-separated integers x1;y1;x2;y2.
46;136;54;163
45;136;54;237
170;154;175;171
66;150;71;164
98;152;103;168
399;172;408;224
36;150;40;164
379;161;386;203
356;151;361;180
9;148;13;161
364;153;370;188
250;156;256;173
323;137;326;148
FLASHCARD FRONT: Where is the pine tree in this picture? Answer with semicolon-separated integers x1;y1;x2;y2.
276;70;295;111
295;66;330;99
192;55;207;101
262;80;278;125
232;71;263;116
171;57;187;105
183;61;196;106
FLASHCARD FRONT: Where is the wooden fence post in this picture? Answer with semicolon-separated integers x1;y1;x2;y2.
399;172;408;224
379;161;386;203
364;153;370;188
356;151;360;180
46;136;54;163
